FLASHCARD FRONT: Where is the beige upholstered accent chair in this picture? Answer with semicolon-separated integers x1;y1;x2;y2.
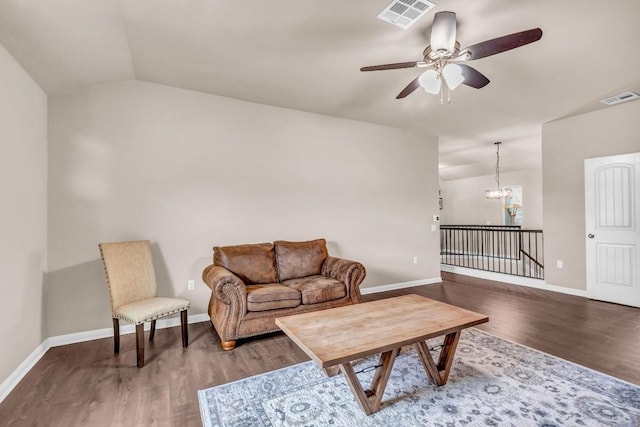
99;240;190;368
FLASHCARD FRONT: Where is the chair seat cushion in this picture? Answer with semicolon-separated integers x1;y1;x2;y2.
114;297;190;324
281;275;346;305
246;284;301;312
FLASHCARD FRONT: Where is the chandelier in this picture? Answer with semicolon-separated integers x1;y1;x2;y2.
484;142;512;199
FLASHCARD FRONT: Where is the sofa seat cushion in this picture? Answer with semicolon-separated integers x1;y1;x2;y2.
246;284;301;312
281;275;346;305
274;238;329;281
214;242;278;285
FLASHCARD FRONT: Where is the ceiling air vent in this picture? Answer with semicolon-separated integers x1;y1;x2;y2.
377;0;436;29
599;91;640;106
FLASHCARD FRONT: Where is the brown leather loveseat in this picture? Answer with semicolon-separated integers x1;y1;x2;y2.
202;238;366;350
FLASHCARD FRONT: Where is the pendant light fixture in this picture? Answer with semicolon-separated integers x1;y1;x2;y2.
484;142;512;199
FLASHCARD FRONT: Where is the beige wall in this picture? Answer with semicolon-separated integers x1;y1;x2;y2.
46;80;441;337
440;168;543;229
0;44;47;384
542;101;640;290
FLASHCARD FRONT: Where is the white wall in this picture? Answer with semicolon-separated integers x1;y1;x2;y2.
542;101;640;291
0;44;47;385
440;168;543;229
46;80;441;337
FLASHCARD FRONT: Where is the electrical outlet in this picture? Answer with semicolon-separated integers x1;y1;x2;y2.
413;256;418;265
187;279;195;290
556;260;563;269
432;215;440;222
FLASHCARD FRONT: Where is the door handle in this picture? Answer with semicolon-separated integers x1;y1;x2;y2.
588;234;595;239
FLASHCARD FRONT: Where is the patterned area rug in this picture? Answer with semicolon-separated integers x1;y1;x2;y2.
198;329;640;426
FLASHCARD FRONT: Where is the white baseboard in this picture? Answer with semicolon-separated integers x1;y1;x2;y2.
0;340;49;403
0;313;210;405
360;277;442;295
545;283;588;298
441;265;588;298
48;313;210;347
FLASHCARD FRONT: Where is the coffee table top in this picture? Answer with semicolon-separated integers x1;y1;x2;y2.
275;294;488;367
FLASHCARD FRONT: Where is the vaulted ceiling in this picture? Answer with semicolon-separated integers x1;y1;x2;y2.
1;0;639;180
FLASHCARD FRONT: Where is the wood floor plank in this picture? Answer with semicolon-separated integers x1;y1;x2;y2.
1;273;638;426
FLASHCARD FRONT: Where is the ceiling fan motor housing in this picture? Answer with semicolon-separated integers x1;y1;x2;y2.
424;42;461;61
430;11;457;55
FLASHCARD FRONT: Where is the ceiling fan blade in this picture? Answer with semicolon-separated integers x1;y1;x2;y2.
396;76;421;99
431;11;457;53
458;64;490;89
360;61;427;72
463;28;543;61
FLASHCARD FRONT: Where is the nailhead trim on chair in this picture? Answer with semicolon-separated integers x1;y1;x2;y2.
115;307;188;325
99;244;117;314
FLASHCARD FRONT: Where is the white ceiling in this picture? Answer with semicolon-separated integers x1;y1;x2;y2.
1;0;639;180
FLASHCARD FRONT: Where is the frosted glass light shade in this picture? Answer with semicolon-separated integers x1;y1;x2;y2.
484;188;513;199
431;12;457;53
443;63;464;90
418;69;441;94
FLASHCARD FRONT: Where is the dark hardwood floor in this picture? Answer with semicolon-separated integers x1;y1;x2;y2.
1;273;639;426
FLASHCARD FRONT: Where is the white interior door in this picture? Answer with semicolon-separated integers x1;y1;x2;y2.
585;153;640;307
585;152;640;307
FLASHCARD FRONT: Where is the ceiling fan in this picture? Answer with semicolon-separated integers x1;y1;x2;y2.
361;11;543;102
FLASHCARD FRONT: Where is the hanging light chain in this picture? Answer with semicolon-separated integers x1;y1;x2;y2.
495;141;501;188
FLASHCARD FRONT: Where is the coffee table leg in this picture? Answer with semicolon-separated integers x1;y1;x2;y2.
339;348;399;415
414;330;461;386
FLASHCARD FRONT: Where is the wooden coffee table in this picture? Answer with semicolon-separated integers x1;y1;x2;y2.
275;294;489;415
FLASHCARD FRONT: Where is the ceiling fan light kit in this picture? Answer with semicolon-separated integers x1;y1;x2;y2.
418;69;441;94
417;63;464;103
361;11;543;102
442;63;464;89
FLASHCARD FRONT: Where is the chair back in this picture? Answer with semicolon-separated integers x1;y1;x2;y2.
99;240;157;312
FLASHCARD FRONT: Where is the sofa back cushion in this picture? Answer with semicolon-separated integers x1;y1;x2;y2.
274;238;329;281
213;243;278;285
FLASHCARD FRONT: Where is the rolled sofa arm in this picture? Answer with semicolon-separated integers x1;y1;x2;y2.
202;265;248;313
321;256;366;303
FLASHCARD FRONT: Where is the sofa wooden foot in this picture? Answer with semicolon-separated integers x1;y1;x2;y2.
221;340;236;351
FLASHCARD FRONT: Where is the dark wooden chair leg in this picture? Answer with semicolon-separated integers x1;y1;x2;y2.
181;310;189;347
112;318;120;354
149;319;156;341
136;324;145;368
